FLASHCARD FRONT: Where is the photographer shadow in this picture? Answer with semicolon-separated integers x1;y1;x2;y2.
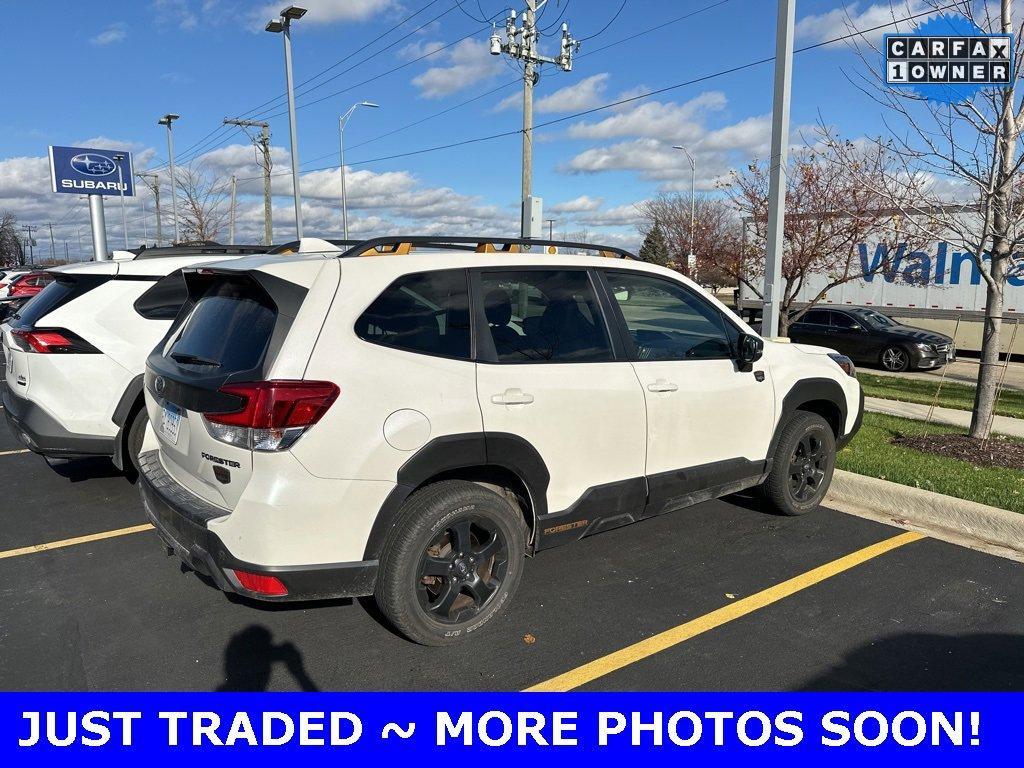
799;632;1024;690
215;624;319;692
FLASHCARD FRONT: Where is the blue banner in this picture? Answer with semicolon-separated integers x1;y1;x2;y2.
0;693;1015;766
48;145;134;196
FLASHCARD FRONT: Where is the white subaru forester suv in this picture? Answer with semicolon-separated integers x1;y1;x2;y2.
138;236;863;645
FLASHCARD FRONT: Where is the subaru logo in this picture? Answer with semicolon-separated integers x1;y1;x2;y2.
155;376;166;395
70;153;116;177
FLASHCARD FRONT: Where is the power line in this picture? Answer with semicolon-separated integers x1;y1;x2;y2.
578;0;626;42
151;0;454;169
240;0;961;181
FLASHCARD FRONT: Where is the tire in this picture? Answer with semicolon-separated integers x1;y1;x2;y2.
375;480;527;646
880;345;910;372
762;412;836;516
124;406;148;480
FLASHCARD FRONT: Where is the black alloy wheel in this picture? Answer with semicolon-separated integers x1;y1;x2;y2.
417;516;508;624
788;431;828;503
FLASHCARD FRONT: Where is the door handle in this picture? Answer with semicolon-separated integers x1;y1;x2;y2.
491;388;535;405
647;379;678;393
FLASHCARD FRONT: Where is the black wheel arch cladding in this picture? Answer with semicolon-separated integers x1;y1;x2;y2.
362;432;548;561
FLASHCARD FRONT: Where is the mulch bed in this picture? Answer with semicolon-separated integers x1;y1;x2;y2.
891;433;1024;470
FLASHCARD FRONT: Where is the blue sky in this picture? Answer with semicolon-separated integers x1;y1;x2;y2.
0;0;933;257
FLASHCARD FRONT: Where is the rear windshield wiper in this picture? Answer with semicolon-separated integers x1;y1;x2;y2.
170;351;220;366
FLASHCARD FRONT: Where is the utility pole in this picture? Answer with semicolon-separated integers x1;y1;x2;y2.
224;118;274;245
64;241;69;262
545;218;555;239
762;0;795;338
48;222;56;260
136;172;162;246
229;174;237;245
492;1;579;237
21;225;34;264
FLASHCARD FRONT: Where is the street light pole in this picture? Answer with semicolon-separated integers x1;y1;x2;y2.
338;101;380;239
762;0;795;338
158;113;180;244
113;153;129;249
673;144;697;275
266;6;308;239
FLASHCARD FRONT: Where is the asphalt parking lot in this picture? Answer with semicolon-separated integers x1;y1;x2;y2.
1;412;1022;692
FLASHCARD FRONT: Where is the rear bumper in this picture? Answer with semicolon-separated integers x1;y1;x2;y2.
138;450;378;602
2;383;116;458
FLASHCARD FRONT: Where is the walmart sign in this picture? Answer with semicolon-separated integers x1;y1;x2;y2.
48;146;134;196
859;242;1024;287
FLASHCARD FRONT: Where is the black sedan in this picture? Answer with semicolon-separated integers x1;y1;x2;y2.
788;306;955;372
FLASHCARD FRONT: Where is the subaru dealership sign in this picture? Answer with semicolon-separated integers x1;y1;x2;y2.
48;146;134;196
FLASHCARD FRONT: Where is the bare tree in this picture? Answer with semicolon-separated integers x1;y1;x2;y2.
833;0;1023;439
174;163;230;243
637;194;742;286
0;211;25;268
719;129;917;336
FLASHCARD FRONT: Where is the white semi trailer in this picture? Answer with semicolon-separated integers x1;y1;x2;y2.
736;237;1024;353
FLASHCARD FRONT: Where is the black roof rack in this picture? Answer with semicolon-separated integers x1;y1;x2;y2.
337;236;635;260
132;243;267;260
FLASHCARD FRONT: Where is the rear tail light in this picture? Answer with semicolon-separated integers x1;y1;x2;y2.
11;328;99;354
230;569;288;597
202;380;339;451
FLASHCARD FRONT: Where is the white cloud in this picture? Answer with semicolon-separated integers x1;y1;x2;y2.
549;195;604;213
574;203;646;228
151;0;198;31
399;38;446;60
568;92;727;141
90;22;127;46
411;39;503;98
494;73;611;114
795;1;930;45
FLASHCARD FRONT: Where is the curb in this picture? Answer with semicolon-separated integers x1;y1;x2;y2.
826;469;1024;557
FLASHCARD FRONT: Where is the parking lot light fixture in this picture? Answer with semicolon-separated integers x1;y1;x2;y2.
158;113;180;244
112;153;129;249
339;101;380;239
266;6;307;238
673;144;697;273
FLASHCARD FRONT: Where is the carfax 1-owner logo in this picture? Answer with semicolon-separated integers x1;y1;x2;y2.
885;13;1013;103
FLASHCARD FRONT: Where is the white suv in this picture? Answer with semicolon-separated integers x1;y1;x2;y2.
1;244;278;475
138;237;863;645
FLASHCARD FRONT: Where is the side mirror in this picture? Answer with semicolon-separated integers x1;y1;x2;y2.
850;323;863;331
614;289;630;302
737;333;764;369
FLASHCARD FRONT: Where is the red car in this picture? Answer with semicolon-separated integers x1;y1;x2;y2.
5;271;53;298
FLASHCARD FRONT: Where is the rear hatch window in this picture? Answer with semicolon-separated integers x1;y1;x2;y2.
10;274;111;329
168;278;276;374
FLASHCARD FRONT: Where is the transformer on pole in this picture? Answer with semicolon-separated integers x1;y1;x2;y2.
491;0;579;238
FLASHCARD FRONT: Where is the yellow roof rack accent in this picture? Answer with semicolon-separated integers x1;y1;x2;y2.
360;241;413;256
475;242;522;253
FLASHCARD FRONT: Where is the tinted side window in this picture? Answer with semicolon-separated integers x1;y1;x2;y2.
135;271;188;320
605;271;733;361
829;311;859;329
355;269;471;360
801;309;830;325
480;270;612;363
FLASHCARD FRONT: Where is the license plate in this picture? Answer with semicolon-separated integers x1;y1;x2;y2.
159;403;182;445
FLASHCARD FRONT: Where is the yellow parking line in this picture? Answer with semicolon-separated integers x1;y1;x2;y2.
525;530;924;692
0;449;30;457
0;524;154;560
